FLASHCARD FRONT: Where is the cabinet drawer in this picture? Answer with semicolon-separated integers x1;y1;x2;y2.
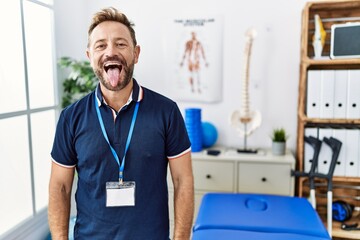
238;162;292;195
193;160;234;191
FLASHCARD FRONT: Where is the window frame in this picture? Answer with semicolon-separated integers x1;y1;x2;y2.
0;0;59;238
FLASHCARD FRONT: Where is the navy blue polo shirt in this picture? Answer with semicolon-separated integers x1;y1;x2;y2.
51;80;191;240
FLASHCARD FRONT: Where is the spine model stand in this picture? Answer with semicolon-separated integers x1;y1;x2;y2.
230;28;261;153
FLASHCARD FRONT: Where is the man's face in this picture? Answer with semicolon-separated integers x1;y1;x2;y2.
87;21;140;92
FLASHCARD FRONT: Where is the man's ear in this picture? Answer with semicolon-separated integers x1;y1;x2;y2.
86;48;90;59
134;45;140;64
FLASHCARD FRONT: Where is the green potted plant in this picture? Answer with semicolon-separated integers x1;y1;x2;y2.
271;127;288;155
58;57;97;108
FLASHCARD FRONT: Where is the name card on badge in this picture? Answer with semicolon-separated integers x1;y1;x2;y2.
106;181;135;207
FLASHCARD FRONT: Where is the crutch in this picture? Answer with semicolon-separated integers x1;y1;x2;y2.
293;136;342;237
313;136;342;237
292;136;322;208
306;136;322;208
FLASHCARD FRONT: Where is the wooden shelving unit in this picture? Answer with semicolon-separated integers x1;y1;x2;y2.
297;1;360;239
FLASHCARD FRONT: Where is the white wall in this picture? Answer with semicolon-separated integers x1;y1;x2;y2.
54;0;311;153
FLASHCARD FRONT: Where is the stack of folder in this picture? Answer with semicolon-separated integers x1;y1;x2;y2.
307;69;360;119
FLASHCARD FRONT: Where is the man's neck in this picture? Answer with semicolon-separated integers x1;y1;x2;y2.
100;80;133;111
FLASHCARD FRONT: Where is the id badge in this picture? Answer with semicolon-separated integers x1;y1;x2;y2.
106;181;135;207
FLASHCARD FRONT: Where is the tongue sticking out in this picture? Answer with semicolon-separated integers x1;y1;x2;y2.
107;68;120;87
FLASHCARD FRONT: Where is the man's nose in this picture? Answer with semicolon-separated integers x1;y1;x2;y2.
105;44;118;57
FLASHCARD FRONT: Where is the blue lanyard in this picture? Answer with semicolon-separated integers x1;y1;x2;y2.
94;94;139;184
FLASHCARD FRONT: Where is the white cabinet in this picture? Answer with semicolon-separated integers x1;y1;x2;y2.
167;148;296;234
192;160;235;192
238;162;293;195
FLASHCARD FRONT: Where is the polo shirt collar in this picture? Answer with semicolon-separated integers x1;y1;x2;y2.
95;79;143;108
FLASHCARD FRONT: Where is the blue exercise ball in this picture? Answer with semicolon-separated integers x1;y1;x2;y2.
201;122;218;148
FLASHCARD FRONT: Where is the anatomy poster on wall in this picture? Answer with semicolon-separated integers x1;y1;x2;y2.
164;16;223;102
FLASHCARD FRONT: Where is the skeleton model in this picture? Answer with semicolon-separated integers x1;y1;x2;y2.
312;14;326;58
230;28;262;153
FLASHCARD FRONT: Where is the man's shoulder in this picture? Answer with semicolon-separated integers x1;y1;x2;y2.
142;86;176;106
60;92;94;118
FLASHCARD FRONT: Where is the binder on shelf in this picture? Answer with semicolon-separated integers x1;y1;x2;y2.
306;70;321;118
346;70;360;119
320;70;335;119
344;129;359;177
318;128;333;174
304;128;318;173
332;129;346;176
333;70;348;119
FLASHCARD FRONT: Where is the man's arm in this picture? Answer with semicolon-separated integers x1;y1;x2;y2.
169;151;194;240
48;161;75;240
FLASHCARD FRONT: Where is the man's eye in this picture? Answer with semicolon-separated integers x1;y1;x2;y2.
117;43;126;47
96;44;105;49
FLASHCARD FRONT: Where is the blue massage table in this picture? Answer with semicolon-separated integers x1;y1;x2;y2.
192;193;331;240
